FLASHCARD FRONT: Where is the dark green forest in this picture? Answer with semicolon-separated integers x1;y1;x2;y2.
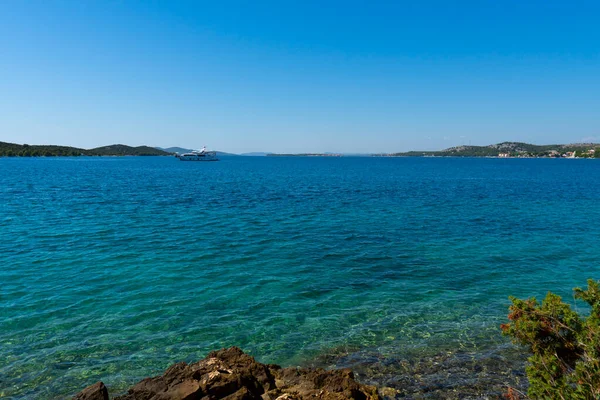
0;142;171;157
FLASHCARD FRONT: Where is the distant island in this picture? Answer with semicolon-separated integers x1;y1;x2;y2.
3;140;600;158
0;142;170;157
382;141;600;158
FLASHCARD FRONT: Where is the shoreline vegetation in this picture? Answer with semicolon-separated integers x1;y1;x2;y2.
502;279;600;399
3;141;600;158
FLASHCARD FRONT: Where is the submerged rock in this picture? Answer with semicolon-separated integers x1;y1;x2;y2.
73;347;380;400
313;345;528;399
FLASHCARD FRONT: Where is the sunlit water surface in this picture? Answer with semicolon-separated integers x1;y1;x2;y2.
1;156;599;398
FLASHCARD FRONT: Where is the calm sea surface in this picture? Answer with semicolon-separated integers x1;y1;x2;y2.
1;156;599;398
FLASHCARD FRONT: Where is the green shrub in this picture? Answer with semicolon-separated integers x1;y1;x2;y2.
502;279;600;399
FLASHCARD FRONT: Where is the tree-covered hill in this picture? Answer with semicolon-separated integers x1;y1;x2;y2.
0;142;171;157
87;144;170;156
0;142;87;157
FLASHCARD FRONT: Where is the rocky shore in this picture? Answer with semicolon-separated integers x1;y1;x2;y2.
73;347;380;400
73;346;528;399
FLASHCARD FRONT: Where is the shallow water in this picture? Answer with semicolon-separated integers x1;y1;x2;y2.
1;156;599;398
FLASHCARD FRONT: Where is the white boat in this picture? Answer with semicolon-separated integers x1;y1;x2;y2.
176;146;219;161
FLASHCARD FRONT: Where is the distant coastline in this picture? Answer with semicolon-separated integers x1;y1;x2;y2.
268;142;600;158
2;140;600;158
381;141;600;159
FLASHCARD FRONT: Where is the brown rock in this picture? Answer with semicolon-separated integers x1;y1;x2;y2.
107;347;380;400
73;381;109;400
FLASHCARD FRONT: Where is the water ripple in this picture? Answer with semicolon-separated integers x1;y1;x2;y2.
1;156;600;398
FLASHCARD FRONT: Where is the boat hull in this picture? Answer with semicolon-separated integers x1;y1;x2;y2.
177;151;219;161
178;157;219;161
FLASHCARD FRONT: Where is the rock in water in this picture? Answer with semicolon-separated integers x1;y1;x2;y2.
73;381;109;400
73;347;380;400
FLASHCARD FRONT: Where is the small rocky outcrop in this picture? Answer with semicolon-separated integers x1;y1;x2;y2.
73;347;380;400
73;381;109;400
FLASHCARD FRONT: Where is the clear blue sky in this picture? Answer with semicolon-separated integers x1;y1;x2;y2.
1;1;599;153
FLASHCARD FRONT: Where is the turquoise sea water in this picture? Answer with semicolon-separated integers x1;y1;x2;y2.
1;156;599;398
